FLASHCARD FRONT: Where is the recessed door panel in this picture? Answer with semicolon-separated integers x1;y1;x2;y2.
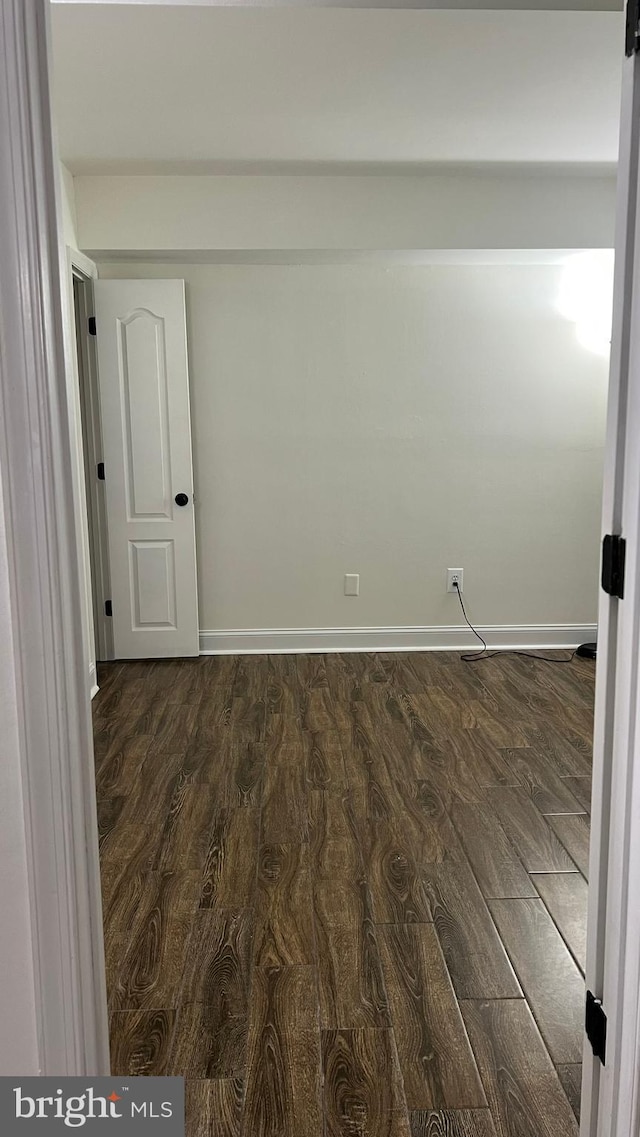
118;308;172;520
129;540;177;629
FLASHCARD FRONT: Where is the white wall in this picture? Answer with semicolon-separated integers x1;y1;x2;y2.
78;172;617;255
59;161;78;249
99;260;608;640
0;471;40;1072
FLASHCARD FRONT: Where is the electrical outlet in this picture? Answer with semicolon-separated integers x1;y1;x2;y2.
447;568;464;594
344;574;360;596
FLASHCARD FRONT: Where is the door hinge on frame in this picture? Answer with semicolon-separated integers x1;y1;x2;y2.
626;0;640;55
97;461;105;481
586;991;607;1065
602;534;626;599
104;600;112;617
88;315;97;336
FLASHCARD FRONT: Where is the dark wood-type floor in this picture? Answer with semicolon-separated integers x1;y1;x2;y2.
93;649;595;1137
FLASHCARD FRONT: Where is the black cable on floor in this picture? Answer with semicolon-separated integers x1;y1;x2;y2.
453;582;579;664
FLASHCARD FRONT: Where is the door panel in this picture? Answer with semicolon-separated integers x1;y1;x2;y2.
94;279;198;658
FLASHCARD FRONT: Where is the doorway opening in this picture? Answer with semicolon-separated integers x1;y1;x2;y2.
72;265;112;665
48;4;624;1134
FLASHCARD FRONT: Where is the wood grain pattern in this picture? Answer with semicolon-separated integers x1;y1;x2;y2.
409;730;486;805
488;899;584;1064
318;895;393;1032
522;725;591;779
501;748;585;815
179;908;254;1006
169;1002;248;1080
185;1079;243;1137
560;777;591;815
450;803;537;899
461;1000;580;1137
531;873;588;972
154;783;220;872
96;651;594;1136
253;843;315;968
317;914;390;1029
99;752;186;872
547;814;591;879
557;1064;582;1122
305;729;348;790
487;787;580;873
244;966;323;1137
313;836;368;927
422;862;522;1000
95;731;152;798
308;787;363;850
198;740;264;807
261;753;309;844
109;871;201;1012
405;781;467;866
182;689;235;762
301;688;337;733
368;818;431;924
322;1028;408;1137
410;1112;497;1137
199;807;259;909
97;796;126;852
109;1009;175;1076
379;923;486;1110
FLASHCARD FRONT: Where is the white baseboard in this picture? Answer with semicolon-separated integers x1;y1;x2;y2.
199;624;597;656
89;662;99;700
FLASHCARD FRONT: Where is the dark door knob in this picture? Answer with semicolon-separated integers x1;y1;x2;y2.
175;493;189;507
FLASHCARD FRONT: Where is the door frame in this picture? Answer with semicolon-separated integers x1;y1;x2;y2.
581;39;640;1137
0;0;109;1073
4;0;640;1117
70;254;114;663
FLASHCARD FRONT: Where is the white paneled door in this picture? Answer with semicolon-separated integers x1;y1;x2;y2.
93;279;198;658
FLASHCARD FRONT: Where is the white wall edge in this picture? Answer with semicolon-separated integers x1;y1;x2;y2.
199;623;597;655
86;247;607;266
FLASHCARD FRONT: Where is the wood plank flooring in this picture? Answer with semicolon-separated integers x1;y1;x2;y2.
94;649;595;1137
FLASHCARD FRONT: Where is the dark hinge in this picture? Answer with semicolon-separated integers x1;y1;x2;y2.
626;0;640;55
88;315;97;336
104;600;113;618
602;534;626;599
586;991;607;1065
97;461;105;481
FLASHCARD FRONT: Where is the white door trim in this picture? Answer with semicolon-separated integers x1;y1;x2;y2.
71;246;98;281
582;41;640;1137
0;0;109;1074
70;257;114;666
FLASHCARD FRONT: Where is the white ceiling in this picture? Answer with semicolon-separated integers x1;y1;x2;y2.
51;6;624;172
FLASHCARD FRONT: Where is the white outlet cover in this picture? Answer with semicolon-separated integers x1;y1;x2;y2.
447;568;464;593
344;574;360;596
